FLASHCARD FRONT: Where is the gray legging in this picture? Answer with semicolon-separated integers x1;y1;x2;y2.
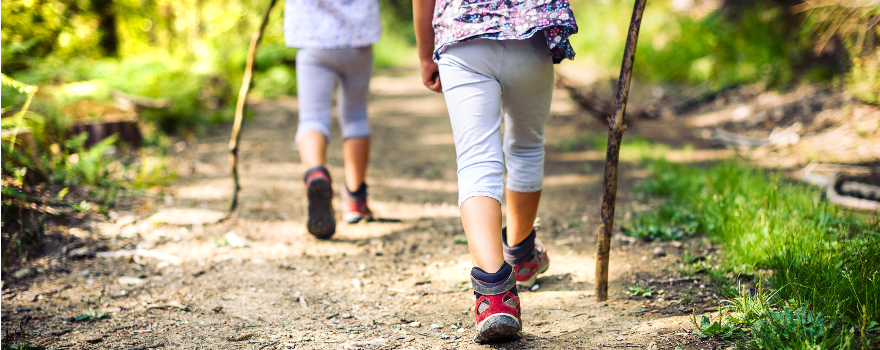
438;35;554;207
294;46;373;143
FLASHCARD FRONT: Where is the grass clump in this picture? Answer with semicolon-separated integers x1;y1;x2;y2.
747;307;855;350
692;313;738;340
627;285;655;298
724;282;775;326
74;297;108;321
635;159;879;346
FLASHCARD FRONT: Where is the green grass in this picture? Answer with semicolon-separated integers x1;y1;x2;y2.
634;159;879;347
724;282;774;326
747;307;856;349
625;204;702;241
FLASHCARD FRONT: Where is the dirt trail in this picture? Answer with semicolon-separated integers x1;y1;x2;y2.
2;68;726;349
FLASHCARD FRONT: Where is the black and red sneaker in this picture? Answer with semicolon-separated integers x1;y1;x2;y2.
341;184;373;224
503;228;550;289
509;240;549;289
304;167;335;239
471;264;523;343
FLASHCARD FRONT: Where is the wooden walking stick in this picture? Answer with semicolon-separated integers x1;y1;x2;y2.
595;0;647;302
228;0;278;213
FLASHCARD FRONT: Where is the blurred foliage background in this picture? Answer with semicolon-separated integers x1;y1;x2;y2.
0;0;878;260
2;0;877;133
1;0;419;133
0;0;419;260
569;0;879;102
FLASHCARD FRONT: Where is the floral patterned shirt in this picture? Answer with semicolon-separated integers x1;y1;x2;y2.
433;0;578;63
284;0;381;49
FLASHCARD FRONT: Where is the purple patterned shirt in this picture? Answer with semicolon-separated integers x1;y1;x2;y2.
432;0;578;63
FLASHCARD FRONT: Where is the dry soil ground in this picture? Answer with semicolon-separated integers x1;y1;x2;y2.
3;68;742;349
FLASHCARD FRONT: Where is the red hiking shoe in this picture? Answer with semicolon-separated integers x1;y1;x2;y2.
341;185;373;224
304;168;335;239
503;231;550;289
472;266;523;343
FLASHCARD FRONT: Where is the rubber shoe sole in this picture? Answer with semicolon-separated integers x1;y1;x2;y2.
306;178;335;239
343;211;373;224
473;314;523;344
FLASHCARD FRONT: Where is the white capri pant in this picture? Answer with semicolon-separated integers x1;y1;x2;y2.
438;35;554;207
295;46;373;143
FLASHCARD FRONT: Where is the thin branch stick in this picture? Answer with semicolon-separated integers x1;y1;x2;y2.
228;0;279;213
595;0;647;302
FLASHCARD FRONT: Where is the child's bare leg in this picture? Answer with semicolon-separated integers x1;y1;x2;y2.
342;137;370;192
505;189;541;246
298;130;328;168
461;196;505;273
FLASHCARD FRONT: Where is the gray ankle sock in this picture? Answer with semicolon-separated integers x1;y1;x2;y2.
502;228;536;265
346;183;367;202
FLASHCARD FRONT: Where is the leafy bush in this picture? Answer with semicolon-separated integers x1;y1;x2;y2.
570;0;875;92
799;2;880;104
571;1;810;89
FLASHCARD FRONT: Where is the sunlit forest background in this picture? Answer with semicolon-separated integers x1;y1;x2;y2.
3;0;877;132
3;0;877;137
2;0;877;259
1;0;877;246
2;0;410;134
2;1;879;348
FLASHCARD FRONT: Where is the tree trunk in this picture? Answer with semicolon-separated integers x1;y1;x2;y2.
91;0;119;56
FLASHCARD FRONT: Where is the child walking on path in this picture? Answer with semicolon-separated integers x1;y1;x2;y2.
413;0;578;343
284;0;380;239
